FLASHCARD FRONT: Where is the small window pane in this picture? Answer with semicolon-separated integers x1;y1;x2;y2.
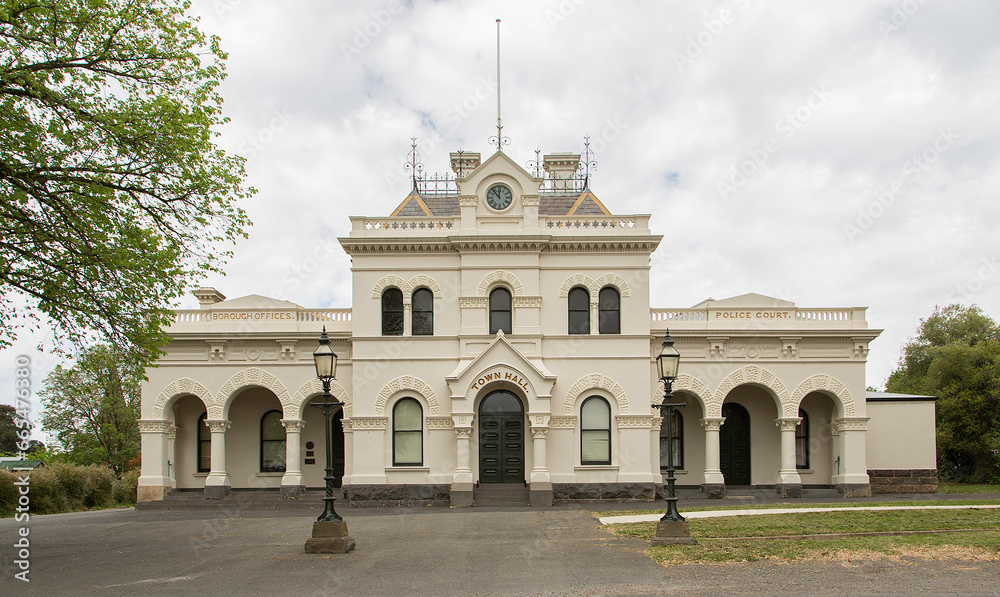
599;287;620;334
382;288;403;335
412;289;434;336
490;288;511;310
581;431;609;463
198;413;211;473
581;397;610;428
796;408;809;469
394;399;422;430
489;288;512;334
568;287;590;334
394;432;422;465
262;441;286;470
262;411;284;440
261;410;286;472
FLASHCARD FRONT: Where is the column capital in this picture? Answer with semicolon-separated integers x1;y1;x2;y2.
775;417;803;432
205;419;231;433
834;417;870;432
700;417;726;431
530;427;549;439
166;424;178;440
138;419;171;433
454;427;473;440
280;418;306;432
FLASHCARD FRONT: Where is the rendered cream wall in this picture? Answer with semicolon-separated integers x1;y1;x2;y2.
866;400;937;469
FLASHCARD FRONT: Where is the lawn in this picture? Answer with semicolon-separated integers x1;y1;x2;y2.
938;482;1000;494
602;507;1000;565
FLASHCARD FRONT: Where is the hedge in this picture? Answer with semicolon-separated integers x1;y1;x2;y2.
0;463;132;516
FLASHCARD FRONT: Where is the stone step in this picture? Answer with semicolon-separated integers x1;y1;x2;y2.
474;484;530;506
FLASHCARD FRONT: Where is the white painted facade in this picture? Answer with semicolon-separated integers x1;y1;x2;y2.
138;149;934;505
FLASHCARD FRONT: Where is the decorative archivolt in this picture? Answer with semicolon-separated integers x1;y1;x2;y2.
651;374;709;416
290;378;353;419
708;365;792;418
213;367;291;420
791;374;856;418
558;273;631;299
592;273;631;298
374;375;441;416
477;270;524;296
153;378;212;419
562;374;629;415
558;274;596;298
371;274;443;299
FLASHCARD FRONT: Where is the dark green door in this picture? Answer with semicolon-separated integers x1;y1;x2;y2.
333;409;345;488
478;390;525;484
720;402;751;485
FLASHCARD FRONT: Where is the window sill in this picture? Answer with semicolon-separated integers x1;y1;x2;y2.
797;469;814;474
385;467;430;472
574;465;618;471
660;469;688;475
256;472;285;477
193;473;209;478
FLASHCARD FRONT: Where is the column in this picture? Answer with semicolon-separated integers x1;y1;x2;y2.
775;417;803;498
204;419;231;500
835;417;872;497
529;427;552;507
700;417;726;498
137;420;170;502
280;419;306;499
451;426;474;507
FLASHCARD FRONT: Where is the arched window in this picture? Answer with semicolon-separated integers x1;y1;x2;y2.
260;410;286;472
489;287;512;334
659;410;684;470
796;408;809;469
412;288;434;336
598;287;620;334
197;412;211;473
393;398;423;466
580;396;611;465
568;287;590;334
382;288;403;335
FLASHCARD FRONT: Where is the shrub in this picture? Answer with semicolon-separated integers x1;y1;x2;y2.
0;463;116;516
113;468;140;505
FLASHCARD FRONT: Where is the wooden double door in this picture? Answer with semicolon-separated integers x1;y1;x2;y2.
478;390;525;484
720;402;751;486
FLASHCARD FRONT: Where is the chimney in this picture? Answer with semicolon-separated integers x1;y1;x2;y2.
543;153;581;182
450;152;481;178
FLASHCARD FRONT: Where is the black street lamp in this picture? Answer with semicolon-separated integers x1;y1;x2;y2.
304;326;355;553
650;330;696;546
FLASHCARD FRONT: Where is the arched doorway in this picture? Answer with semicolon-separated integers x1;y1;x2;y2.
720;402;751;485
478;390;525;484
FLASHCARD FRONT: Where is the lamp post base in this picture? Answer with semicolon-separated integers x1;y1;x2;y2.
651;521;697;546
304;520;356;554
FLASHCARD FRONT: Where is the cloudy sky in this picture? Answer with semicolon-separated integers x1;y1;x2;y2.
5;0;1000;430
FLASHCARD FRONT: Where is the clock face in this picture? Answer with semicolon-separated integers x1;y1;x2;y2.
485;183;513;211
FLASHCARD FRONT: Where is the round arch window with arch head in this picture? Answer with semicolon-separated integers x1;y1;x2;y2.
260;410;286;472
598;287;620;334
580;396;611;465
568;286;590;334
489;287;512;334
392;398;423;466
411;288;434;336
382;287;403;335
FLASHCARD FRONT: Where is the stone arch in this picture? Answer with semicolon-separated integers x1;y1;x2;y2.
213;367;291;419
653;374;709;417
558;274;596;298
593;273;631;298
290;378;352;419
153;378;213;420
708;365;791;418
374;375;441;416
477;270;524;297
562;374;629;415
407;274;442;297
371;274;409;299
791;374;856;418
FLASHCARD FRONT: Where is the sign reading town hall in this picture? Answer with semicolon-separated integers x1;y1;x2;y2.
138;147;938;507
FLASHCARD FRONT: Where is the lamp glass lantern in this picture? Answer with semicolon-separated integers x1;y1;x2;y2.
657;334;680;382
313;329;337;382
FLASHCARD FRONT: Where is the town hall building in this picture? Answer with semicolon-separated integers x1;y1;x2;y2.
137;146;938;506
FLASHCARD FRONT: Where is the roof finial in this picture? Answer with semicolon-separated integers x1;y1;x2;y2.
579;136;598;190
488;19;510;152
405;136;423;192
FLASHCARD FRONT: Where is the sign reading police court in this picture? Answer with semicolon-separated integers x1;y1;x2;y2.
470;367;531;395
714;310;793;320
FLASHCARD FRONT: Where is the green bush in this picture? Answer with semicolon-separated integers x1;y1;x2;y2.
113;468;140;505
0;463;116;516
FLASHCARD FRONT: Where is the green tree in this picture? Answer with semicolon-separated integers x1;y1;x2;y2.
886;304;1000;483
0;0;252;366
38;344;141;473
0;403;42;453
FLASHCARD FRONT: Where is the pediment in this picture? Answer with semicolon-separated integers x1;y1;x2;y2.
457;151;543;197
693;293;794;309
446;332;555;399
210;294;303;309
